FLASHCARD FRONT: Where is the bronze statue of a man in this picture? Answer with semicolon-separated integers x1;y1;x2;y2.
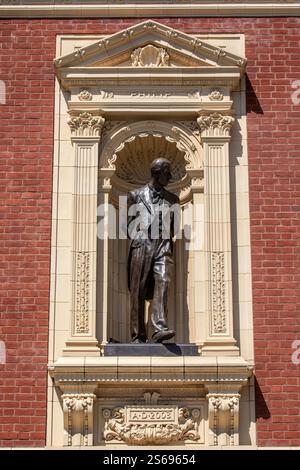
127;158;180;343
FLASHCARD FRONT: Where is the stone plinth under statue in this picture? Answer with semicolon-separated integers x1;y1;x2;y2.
104;343;199;356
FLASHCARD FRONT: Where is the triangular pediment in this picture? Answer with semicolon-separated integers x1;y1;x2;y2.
54;20;246;71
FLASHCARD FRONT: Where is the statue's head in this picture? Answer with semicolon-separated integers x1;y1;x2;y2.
150;158;171;187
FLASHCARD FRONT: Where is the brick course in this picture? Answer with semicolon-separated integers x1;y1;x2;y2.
0;16;299;447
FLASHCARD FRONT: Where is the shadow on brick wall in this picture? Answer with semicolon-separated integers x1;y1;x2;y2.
246;74;264;115
255;376;271;419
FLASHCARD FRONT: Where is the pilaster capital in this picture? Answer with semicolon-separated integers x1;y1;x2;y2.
197;112;234;139
62;393;96;413
206;393;240;411
67;109;105;140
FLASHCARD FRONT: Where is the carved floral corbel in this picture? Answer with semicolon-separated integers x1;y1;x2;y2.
207;393;240;446
62;393;96;446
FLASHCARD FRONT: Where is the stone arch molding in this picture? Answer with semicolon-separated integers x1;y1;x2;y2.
99;120;203;203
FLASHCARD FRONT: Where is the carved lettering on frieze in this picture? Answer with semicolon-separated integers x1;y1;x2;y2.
85;89;204;101
128;408;175;423
100;90;114;99
130;91;171;98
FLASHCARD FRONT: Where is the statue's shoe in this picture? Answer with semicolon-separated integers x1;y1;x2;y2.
131;338;147;344
152;329;176;343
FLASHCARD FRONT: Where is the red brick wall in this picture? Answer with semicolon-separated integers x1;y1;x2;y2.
0;17;299;447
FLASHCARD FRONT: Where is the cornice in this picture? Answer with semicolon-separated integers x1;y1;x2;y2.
0;2;300;18
49;355;253;390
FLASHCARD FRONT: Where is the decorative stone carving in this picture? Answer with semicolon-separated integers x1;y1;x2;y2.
122;29;134;40
62;394;96;447
211;251;226;333
67;112;105;137
99;120;203;208
54;58;62;66
208;89;224;101
166;30;178;39
74;48;86;58
103;406;200;445
75;251;89;334
131;45;169;67
207;393;240;446
176;121;201;142
190;38;202;49
101;120;125;141
78;89;93;101
214;48;226;58
237;58;247;67
143;21;157;31
190;176;203;189
100;121;202;173
143;392;160;405
114;134;186;184
197;112;234;137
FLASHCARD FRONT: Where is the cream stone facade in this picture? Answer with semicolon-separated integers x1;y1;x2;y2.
48;21;255;448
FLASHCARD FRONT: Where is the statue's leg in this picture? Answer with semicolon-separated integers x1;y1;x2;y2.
151;242;175;341
129;243;154;343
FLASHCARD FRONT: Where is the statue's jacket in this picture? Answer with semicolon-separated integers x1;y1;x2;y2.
126;184;180;298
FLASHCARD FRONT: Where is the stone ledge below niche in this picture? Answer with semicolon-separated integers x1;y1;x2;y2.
49;355;253;390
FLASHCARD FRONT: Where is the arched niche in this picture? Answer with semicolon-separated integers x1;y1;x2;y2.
97;120;204;344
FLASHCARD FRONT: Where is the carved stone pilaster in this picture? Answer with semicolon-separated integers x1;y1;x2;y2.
198;111;238;355
64;110;105;356
62;393;96;447
97;168;114;349
207;393;240;446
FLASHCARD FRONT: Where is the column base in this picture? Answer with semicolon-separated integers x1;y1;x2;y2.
201;338;240;356
63;338;100;357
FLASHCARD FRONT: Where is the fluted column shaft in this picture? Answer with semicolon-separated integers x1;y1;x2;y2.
198;112;239;356
64;111;105;356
